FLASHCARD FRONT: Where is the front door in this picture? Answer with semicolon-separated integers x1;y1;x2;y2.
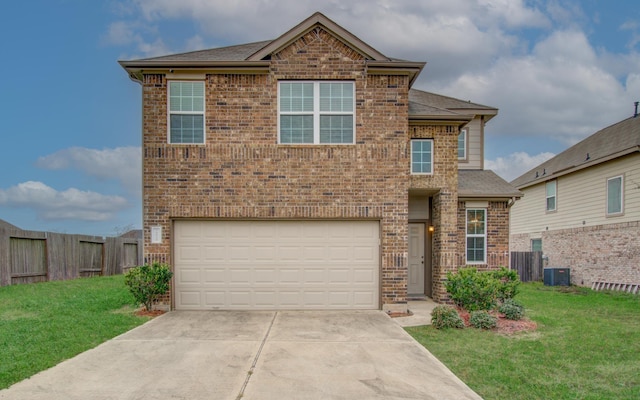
408;223;425;295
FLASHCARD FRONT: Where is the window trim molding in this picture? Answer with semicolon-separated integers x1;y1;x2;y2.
606;174;625;217
457;128;468;161
545;180;557;213
410;139;434;175
277;81;356;145
466;208;487;264
167;80;206;145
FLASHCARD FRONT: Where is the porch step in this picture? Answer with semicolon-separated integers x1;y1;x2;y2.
591;281;640;295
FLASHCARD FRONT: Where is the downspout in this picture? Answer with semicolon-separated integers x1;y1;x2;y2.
506;196;518;270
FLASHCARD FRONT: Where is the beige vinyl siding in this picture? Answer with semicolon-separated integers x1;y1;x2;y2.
459;117;483;170
511;153;640;235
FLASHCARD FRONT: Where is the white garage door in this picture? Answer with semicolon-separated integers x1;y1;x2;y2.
173;220;379;310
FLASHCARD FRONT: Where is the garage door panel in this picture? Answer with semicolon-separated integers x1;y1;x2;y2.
203;245;226;261
178;268;200;284
203;268;226;284
174;220;379;310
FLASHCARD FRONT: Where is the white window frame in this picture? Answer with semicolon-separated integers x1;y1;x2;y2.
466;208;487;264
277;81;355;144
606;175;624;216
411;139;434;175
531;238;542;252
167;80;205;144
458;128;467;160
545;180;557;212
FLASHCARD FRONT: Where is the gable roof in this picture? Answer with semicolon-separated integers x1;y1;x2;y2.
119;12;425;86
409;89;498;122
511;116;640;189
459;170;522;199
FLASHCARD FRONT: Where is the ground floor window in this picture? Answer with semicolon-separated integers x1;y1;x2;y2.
531;238;542;252
466;208;486;264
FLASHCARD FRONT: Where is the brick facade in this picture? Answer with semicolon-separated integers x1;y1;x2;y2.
131;20;516;309
511;221;640;286
142;28;412;308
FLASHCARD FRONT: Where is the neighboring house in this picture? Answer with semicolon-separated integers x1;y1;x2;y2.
0;219;20;231
510;115;640;287
120;12;520;311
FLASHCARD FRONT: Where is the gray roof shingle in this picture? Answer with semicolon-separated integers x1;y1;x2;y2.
132;41;274;62
459;170;523;198
511;116;640;189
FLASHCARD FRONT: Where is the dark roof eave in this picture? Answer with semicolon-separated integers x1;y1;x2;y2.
514;146;640;190
458;193;523;200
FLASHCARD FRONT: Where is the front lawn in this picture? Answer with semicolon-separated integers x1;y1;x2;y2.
0;275;150;389
408;283;640;400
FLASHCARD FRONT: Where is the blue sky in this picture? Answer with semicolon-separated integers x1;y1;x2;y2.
1;0;639;236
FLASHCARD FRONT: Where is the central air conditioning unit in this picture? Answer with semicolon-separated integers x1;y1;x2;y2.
544;268;571;286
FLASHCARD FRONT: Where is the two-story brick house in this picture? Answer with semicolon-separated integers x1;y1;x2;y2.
120;12;520;312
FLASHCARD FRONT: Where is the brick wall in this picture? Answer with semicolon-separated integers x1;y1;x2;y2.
511;221;640;286
141;28;412;307
457;201;511;272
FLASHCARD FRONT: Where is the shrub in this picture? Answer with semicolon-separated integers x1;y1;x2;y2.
491;266;521;301
470;310;497;329
445;267;499;311
431;305;465;329
124;262;173;311
499;299;525;320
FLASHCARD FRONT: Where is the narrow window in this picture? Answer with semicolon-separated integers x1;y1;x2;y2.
466;208;486;264
531;239;542;252
168;81;205;144
545;180;556;212
607;175;623;215
411;139;433;174
278;81;354;144
458;128;467;159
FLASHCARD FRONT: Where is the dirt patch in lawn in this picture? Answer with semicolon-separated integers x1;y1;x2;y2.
134;308;166;318
457;308;537;335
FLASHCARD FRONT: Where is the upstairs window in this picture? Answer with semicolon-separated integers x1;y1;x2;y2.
458;128;467;159
545;180;557;212
466;208;486;264
168;81;205;144
607;175;624;215
278;81;355;144
411;139;433;174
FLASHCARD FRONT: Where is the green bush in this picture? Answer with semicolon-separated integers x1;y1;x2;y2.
491;266;521;301
499;299;525;320
470;310;497;329
431;305;465;329
445;267;499;311
124;262;173;311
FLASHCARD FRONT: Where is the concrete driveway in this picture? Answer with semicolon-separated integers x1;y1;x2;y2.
0;310;481;400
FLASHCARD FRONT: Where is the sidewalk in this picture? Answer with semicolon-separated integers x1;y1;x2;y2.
393;299;437;327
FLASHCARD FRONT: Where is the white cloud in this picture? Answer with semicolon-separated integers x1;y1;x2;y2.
486;151;555;181
0;181;129;221
36;147;141;196
433;29;638;144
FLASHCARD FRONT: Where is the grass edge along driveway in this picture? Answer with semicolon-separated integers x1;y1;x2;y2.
408;283;640;400
0;275;150;389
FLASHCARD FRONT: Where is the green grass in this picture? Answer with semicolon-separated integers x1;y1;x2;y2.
408;283;640;400
0;275;150;389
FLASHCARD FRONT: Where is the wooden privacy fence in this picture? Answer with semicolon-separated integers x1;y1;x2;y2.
510;251;544;282
0;227;142;286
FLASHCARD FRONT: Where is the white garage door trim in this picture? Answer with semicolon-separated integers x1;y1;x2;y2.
173;220;380;310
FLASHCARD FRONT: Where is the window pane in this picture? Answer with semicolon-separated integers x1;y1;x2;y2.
320;83;353;112
546;181;556;197
170;115;204;144
607;177;622;214
411;140;432;174
169;82;204;112
467;237;485;262
458;130;466;158
319;115;353;143
280;115;313;143
280;83;314;112
546;197;556;211
467;209;485;235
531;239;542;252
